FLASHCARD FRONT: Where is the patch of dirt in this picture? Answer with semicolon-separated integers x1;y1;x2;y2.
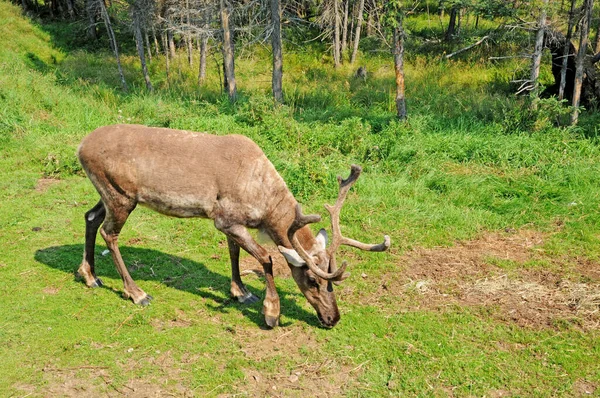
150;309;194;330
34;352;194;397
35;177;60;192
238;358;359;398
370;230;600;330
42;286;60;295
229;325;361;397
573;379;597;395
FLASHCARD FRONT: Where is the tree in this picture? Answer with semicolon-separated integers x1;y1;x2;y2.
131;0;153;91
383;0;407;119
530;0;548;108
350;0;365;64
220;0;237;100
271;0;283;102
334;0;342;67
558;0;577;100
572;0;594;124
98;0;128;91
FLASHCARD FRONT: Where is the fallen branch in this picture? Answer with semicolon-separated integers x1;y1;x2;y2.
112;313;134;336
445;36;489;59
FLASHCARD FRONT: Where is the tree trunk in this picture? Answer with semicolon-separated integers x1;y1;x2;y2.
168;29;176;58
163;32;170;86
559;0;577;100
271;0;284;103
152;27;160;56
186;0;193;67
393;24;406;120
144;30;152;62
86;0;98;40
350;0;365;64
220;0;237;101
529;0;547;107
132;4;153;91
341;0;349;54
99;0;127;91
198;33;209;85
594;16;600;53
65;0;74;17
572;0;594;124
333;0;341;67
445;6;459;41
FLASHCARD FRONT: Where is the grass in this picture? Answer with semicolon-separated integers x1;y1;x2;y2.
1;1;600;395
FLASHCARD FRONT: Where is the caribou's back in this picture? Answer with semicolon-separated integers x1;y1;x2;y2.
78;124;290;223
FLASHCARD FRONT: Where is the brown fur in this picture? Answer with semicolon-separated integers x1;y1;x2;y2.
77;124;341;328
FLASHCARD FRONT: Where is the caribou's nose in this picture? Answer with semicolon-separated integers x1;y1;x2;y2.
319;313;340;328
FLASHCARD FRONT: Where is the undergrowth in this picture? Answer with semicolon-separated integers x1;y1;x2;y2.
1;1;600;396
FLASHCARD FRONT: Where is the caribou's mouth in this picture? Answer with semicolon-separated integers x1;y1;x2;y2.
317;313;339;328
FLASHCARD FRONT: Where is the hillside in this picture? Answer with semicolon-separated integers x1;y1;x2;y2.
0;1;599;395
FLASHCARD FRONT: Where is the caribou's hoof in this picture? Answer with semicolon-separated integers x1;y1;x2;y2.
138;295;153;306
91;278;103;288
237;292;260;305
264;315;280;329
130;294;153;306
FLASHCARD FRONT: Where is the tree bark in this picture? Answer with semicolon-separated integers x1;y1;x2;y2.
341;0;349;54
559;0;577;100
198;33;209;85
186;0;193;67
163;32;170;85
350;0;364;64
220;0;237;101
99;0;127;91
65;0;74;18
152;27;160;56
86;0;98;40
594;15;600;53
144;30;152;61
445;6;459;41
572;0;594;124
333;0;341;67
393;24;406;120
132;4;153;91
168;29;176;58
530;0;547;107
271;0;284;102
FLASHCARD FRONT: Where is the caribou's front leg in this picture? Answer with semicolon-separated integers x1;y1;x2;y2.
217;223;281;328
227;236;260;304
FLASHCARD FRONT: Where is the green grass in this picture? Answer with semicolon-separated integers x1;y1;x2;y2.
1;1;600;395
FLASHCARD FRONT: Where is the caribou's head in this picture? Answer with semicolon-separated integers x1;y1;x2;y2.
278;165;391;328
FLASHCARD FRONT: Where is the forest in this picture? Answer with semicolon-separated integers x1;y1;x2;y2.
1;0;600;395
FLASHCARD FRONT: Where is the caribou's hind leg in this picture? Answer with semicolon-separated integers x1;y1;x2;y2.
78;200;106;288
227;236;260;304
99;198;152;306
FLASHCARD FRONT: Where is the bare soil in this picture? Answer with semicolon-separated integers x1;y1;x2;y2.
367;230;600;330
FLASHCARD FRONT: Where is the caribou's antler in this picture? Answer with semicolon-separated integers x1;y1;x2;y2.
325;165;391;275
287;204;349;281
285;165;390;282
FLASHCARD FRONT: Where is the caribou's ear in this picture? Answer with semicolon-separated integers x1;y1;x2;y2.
278;246;305;267
315;229;328;250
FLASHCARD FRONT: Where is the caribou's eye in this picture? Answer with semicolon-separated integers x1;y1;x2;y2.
307;276;318;287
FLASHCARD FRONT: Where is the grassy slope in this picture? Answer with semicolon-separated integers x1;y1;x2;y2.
0;1;599;396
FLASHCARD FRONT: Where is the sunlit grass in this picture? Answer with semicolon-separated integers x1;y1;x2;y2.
1;1;600;395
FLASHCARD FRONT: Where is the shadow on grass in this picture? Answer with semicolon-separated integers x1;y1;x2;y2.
34;244;321;329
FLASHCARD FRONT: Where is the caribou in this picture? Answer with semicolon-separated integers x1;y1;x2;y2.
76;124;390;328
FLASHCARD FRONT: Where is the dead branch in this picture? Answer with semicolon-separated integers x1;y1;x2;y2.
445;36;489;59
